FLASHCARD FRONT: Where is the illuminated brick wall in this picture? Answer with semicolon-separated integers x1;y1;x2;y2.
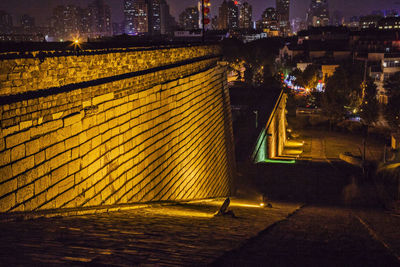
0;45;235;213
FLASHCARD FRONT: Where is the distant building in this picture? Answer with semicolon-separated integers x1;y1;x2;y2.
359;15;383;29
179;7;199;30
133;0;149;34
332;10;344;26
50;5;81;41
124;0;136;34
276;0;290;36
217;0;239;30
307;0;330;27
0;10;13;34
259;7;279;36
112;22;125;36
160;0;176;34
87;0;112;37
385;9;398;17
239;2;252;29
218;0;228;29
378;17;400;30
20;14;35;32
148;0;161;35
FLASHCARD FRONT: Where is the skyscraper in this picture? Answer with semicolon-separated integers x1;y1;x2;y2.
124;0;136;34
0;10;13;34
218;0;229;30
160;0;175;34
50;5;81;40
148;0;161;35
217;0;239;30
239;2;252;29
227;0;239;29
259;7;279;35
87;0;112;37
179;7;199;30
276;0;290;36
307;0;329;27
133;0;149;34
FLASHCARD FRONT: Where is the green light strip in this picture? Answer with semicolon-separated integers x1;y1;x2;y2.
264;159;296;164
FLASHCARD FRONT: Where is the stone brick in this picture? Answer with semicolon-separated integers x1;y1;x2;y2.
11;143;25;162
5;130;30;149
45;142;65;160
0;149;10;166
0;178;17;197
16;183;34;203
49;151;71;171
12;156;34;177
3;125;20;137
34;175;50;195
31;120;63;138
64;112;82;127
19;120;33;130
93;92;114;106
0;138;4;151
65;135;79;150
26;138;41;156
0;193;15;212
51;164;69;183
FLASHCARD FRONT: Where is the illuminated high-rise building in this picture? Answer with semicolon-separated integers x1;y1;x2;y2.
124;0;136;34
307;0;330;27
148;0;161;35
179;7;199;30
218;0;239;30
239;2;252;29
276;0;290;36
87;0;112;37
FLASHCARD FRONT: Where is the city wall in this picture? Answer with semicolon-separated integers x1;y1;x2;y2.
0;44;235;213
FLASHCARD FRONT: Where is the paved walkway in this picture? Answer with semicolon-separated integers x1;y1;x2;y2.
0;199;301;266
210;128;400;267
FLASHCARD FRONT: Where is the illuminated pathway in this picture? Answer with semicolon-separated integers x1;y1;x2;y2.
0;199;301;265
213;129;400;266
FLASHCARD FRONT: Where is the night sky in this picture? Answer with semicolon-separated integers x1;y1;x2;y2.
0;0;399;25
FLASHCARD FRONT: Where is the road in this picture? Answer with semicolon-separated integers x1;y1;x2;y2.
213;129;400;266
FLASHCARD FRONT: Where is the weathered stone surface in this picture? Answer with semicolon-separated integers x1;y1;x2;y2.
0;46;234;214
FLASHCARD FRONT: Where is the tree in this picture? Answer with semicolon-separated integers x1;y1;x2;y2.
291;65;320;90
321;62;364;127
359;80;379;126
384;72;400;130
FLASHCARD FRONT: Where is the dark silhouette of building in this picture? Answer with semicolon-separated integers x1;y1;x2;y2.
148;0;161;35
259;7;279;36
276;0;290;36
87;0;112;37
307;0;330;27
0;10;13;34
179;7;199;30
239;2;252;29
218;0;239;30
20;14;35;32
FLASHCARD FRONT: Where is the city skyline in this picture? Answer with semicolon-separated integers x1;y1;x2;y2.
1;0;400;26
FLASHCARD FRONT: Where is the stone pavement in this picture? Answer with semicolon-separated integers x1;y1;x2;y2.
212;206;400;267
0;199;301;266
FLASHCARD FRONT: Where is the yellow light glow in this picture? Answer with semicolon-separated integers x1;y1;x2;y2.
259;203;265;207
150;208;213;218
230;203;264;208
74;39;79;44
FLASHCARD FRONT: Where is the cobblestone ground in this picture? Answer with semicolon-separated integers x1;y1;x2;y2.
0;199;301;266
